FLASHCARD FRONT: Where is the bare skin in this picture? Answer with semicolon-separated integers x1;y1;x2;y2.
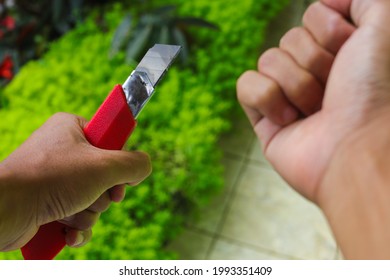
237;0;390;259
0;113;151;251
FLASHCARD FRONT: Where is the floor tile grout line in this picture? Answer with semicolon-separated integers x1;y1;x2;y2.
217;233;303;260
205;135;257;259
188;224;302;260
204;164;246;259
223;151;247;162
243;133;257;158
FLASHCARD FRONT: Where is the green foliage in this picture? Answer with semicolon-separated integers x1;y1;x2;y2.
0;0;111;78
0;0;289;260
109;5;219;64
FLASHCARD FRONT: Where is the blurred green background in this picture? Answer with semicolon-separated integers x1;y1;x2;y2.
0;0;289;259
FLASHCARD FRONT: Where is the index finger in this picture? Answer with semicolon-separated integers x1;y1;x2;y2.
321;0;390;27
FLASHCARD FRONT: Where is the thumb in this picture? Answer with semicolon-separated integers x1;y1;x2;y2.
98;150;152;189
73;113;152;190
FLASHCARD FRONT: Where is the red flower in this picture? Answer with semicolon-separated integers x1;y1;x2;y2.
0;15;15;39
0;55;13;80
0;15;15;30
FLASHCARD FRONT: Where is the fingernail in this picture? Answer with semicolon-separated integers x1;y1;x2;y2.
283;107;298;123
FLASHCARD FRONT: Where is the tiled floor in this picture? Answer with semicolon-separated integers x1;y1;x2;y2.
167;0;340;260
167;111;338;260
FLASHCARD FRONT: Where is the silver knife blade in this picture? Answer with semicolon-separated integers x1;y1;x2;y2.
136;44;181;87
122;44;181;118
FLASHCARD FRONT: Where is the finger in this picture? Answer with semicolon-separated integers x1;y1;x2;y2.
99;150;152;188
65;228;92;248
88;191;111;213
303;2;356;54
321;0;390;28
258;48;324;116
320;0;352;18
59;210;100;231
237;70;298;126
254;117;283;153
237;97;263;128
127;180;143;186
280;27;335;84
109;184;126;203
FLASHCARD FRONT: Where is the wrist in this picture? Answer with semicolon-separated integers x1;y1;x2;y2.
0;162;15;250
318;122;390;259
0;162;38;251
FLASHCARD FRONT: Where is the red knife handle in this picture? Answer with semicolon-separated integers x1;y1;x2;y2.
21;85;136;260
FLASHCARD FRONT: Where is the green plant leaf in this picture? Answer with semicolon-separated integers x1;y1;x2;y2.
52;1;72;34
158;25;170;44
70;0;83;22
126;25;153;63
172;27;188;63
152;5;177;16
174;17;219;30
52;0;64;24
110;14;132;58
140;14;162;25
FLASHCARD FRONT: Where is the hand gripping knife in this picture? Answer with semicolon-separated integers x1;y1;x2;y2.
21;44;181;260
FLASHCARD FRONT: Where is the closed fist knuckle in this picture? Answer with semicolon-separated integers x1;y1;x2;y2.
237;71;280;110
258;48;280;71
252;83;275;109
237;71;255;102
325;13;344;40
280;27;303;48
303;2;321;25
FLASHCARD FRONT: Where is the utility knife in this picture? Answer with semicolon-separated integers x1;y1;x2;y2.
21;44;181;260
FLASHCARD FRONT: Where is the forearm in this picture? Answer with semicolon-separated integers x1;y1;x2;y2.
319;123;390;259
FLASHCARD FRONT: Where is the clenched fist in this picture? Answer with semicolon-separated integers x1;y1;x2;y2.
237;0;390;259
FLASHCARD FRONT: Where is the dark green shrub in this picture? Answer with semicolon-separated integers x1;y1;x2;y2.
0;0;112;82
0;0;289;259
110;5;219;64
